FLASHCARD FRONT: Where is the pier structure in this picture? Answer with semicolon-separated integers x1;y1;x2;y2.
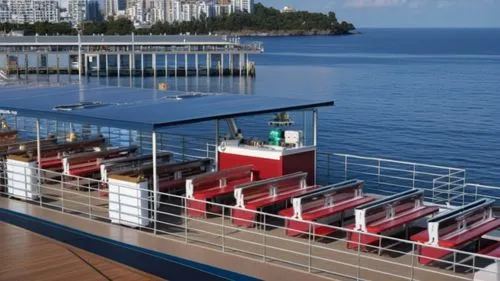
0;34;263;78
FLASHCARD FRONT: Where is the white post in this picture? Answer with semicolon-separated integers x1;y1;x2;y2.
78;33;82;83
239;53;242;76
36;119;41;203
215;119;219;171
141;53;144;77
105;54;109;77
195;53;199;76
184;53;188;77
313;109;318;185
245;53;249;76
153;53;157;78
220;53;224;76
152;129;158;234
206;53;210;76
117;54;121;77
96;55;100;77
174;54;178;76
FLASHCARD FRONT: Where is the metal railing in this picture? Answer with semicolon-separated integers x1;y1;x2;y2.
1;161;498;281
316;152;471;207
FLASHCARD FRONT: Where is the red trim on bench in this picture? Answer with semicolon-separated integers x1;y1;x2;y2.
411;218;500;265
347;206;438;251
232;186;318;228
280;196;376;237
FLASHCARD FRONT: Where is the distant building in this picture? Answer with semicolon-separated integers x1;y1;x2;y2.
281;5;295;13
68;0;86;24
86;0;103;21
231;0;252;13
106;0;119;16
0;0;60;23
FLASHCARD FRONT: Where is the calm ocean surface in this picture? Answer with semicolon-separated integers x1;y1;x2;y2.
14;28;500;185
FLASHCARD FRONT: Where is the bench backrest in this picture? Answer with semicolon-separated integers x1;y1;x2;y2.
0;137;57;154
291;179;364;219
100;152;172;182
185;165;255;199
110;158;211;179
355;189;424;232
427;198;495;245
7;136;106;162
63;147;138;174
234;172;307;208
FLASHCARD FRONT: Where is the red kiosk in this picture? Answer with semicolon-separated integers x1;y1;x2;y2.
217;113;317;185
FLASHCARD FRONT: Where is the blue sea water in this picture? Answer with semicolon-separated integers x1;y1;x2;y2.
11;28;500;185
249;28;500;185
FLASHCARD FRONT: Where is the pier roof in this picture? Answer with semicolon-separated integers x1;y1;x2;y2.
0;85;333;131
0;35;238;45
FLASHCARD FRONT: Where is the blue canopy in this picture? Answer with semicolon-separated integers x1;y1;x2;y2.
0;84;334;131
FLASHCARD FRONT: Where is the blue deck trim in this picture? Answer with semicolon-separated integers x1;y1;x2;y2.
0;208;261;281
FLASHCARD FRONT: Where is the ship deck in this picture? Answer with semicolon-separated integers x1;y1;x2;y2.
1;187;484;281
0;221;163;281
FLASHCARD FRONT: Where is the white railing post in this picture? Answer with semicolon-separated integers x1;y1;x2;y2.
344;155;348;180
412;164;416;189
263;213;267;262
221;205;225;252
377;160;381;188
308;223;312;273
184;197;188;243
60;176;64;213
410;243;416;280
152;130;158;235
36;119;41;206
448;168;452;203
356;231;362;280
88;180;92;218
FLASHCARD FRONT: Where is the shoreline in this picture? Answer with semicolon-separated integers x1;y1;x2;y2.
215;29;360;37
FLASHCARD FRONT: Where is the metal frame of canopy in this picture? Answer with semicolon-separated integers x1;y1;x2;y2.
0;84;333;233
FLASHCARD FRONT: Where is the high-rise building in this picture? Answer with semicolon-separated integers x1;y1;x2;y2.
68;0;86;24
0;0;60;23
231;0;252;13
105;0;118;16
0;0;9;23
86;0;103;21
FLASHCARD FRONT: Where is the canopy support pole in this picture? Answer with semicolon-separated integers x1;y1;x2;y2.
152;129;158;234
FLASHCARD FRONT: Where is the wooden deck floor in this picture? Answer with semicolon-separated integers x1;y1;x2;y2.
0;222;164;281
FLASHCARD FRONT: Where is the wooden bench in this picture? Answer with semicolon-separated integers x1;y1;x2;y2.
231;172;318;228
109;158;212;193
8;136;106;171
279;179;376;237
410;198;500;265
347;189;439;253
98;152;172;196
186;165;256;217
62;147;138;177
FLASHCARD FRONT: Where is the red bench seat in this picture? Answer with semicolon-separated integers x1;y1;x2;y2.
280;196;376;237
479;242;500;258
348;206;439;250
411;218;500;264
232;185;318;228
187;180;247;217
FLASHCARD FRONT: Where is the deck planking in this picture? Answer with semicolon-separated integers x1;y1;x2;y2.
0;222;164;281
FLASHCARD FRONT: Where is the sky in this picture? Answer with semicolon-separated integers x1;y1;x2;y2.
261;0;500;28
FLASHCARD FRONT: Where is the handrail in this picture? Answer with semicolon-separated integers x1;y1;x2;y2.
2;161;500;281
